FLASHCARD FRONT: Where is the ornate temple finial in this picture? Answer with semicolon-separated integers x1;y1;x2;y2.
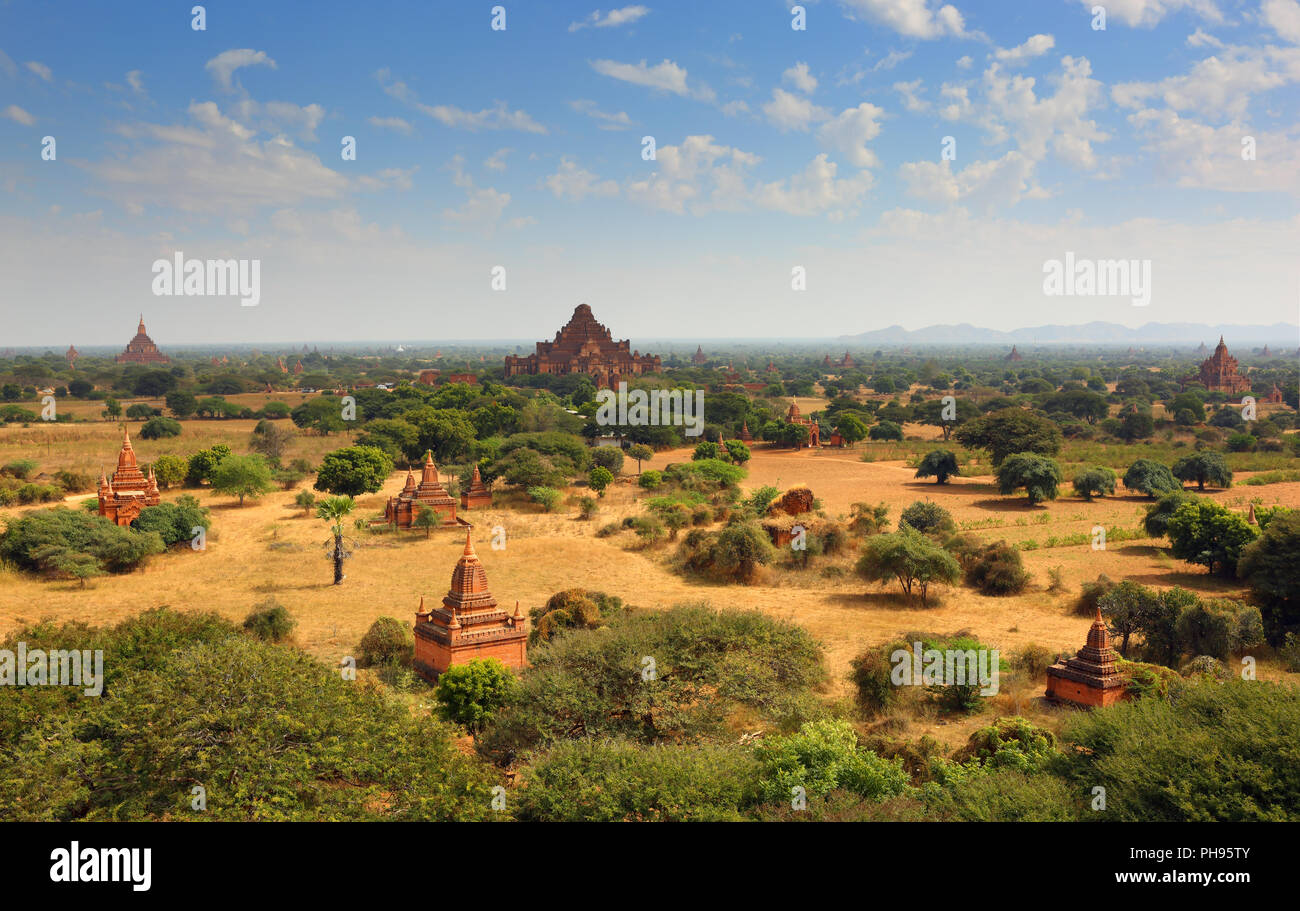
1094;603;1104;625
463;529;475;556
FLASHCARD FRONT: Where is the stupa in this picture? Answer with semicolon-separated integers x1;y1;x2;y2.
503;304;660;390
384;451;463;530
97;429;161;526
460;464;492;509
1045;606;1128;708
115;315;169;365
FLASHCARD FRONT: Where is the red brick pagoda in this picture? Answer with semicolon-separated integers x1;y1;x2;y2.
503;304;660;390
1185;336;1251;396
413;531;527;681
1045;605;1128;709
785;400;820;447
97;429;161;526
384;451;464;530
692;345;707;365
115;315;170;365
65;345;78;368
460;464;492;509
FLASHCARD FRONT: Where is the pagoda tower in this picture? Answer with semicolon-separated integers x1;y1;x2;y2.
65;345;78;368
1006;345;1023;362
740;420;753;443
384;451;461;529
460;464;492;509
413;531;527;680
98;429;161;526
692;345;707;365
1045;606;1128;708
115;315;170;365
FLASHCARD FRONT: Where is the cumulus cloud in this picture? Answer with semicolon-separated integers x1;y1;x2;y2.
817;102;886;168
899;151;1045;211
569;6;650;31
994;34;1055;65
839;0;978;40
783;62;818;93
569;99;634;129
1074;0;1223;28
378;71;547;133
590;58;699;97
368;116;412;134
762;88;830;131
543;158;620;200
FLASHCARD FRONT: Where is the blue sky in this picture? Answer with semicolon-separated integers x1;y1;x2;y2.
1;0;1298;345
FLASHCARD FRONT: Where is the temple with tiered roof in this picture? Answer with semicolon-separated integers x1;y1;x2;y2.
503;304;660;390
1186;337;1251;396
115;316;170;365
97;429;161;526
413;531;527;680
384;451;465;530
1045;606;1128;708
459;464;492;509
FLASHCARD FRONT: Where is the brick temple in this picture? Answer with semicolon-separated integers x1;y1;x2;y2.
413;531;527;681
1185;337;1251;396
115;315;170;365
460;464;492;509
384;451;466;530
97;429;161;526
1045;605;1128;709
503;304;660;390
785;400;820;447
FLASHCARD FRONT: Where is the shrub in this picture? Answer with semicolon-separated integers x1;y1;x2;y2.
0;508;165;577
753;719;910;806
1075;574;1117;616
132;496;211;547
962;540;1030;595
590;446;624;475
243;599;296;642
1123;458;1180;497
1175;598;1265;660
898;500;955;536
950;717;1056;771
527;486;563;512
1237;509;1300;643
849;501;890;536
587;466;614;497
849;649;897;715
357;617;414;667
995;452;1063;505
52;470;94;493
637;469;662;490
139;416;182;440
869;420;903;441
1143;490;1196;538
434;658;517;732
1011;644;1055;680
855;527;961;604
1071;466;1116;500
1;459;38;480
577;496;598;520
1166;500;1257;576
914;449;959;484
530;589;624;644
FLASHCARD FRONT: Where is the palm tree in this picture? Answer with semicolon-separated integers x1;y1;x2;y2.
316;495;355;584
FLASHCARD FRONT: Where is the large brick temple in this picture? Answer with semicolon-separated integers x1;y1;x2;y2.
413;531;527;681
1185;336;1251;396
1045;605;1128;709
383;451;467;530
503;304;660;390
98;429;161;526
115;315;170;365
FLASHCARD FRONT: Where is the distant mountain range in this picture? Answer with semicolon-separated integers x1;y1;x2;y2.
837;322;1299;347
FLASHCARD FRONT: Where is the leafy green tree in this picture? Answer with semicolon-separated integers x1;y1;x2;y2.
314;445;393;496
869;420;903;441
101;398;122;421
898;500;954;535
591;446;624;475
724;439;751;464
185;444;232;486
711;521;775;583
627;443;654;474
412;505;440;538
434;658;518;733
692;441;721;461
290;396;346;435
1099;580;1162;658
1117;410;1155;442
753;719;909;806
133;496;210;547
855;526;961;604
1071;466;1116;501
995;453;1063;505
0;508;164;576
528;486;562;512
164;390;198;418
1172;452;1233;491
151;454;187;490
1143;490;1195;538
316;496;355;585
139;416;182;439
358;616;413;666
1043;388;1109;424
915;449;959;484
955;409;1062;466
1166;500;1258;576
248;421;295;466
835;413;869;446
913;397;980;440
294;490;317;515
68;378;93;398
1123;458;1180;497
1237;509;1300;642
588;465;614;497
210;454;274;506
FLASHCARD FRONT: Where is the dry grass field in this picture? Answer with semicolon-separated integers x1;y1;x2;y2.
2;412;1297;748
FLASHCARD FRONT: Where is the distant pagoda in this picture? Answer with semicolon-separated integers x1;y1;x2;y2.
459;464;492;509
98;429;161;526
65;345;78;368
503;304;660;390
1185;336;1251;396
384;451;463;530
115;315;169;365
692;345;707;365
1006;346;1023;362
1045;606;1127;708
413;531;527;681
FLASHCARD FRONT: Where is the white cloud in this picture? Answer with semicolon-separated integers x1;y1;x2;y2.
894;79;929;112
356;167;417;192
1128;107;1300;193
569;98;634;129
783;62;818;93
1074;0;1222;28
125;70;146;96
817;102;886;168
230;99;326;142
81;101;347;214
368;116;412;134
1112;44;1300;120
569;6;650;31
205;49;277;92
0;49;16;79
899;150;1045;211
873;49;913;71
762;87;830;131
625;135;759;215
378;74;547;133
2;105;34;126
839;0;978;40
590;58;695;96
442;158;517;233
994;34;1055;65
1186;28;1224;48
485;147;511;171
1262;0;1300;44
755;154;873;218
24;61;52;82
543;158;620;200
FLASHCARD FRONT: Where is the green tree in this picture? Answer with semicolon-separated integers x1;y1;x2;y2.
835;413;869;446
1072;466;1116;501
210;454;274;506
248;421;296;466
855;526;961;604
1172;452;1232;491
588;465;614;497
1123;458;1180;498
101;398;122;421
954;409;1062;466
914;449;959;484
1098;580;1162;658
1166;500;1258;576
164;390;198;418
724;439;751;465
185;444;232;486
1237;509;1300;642
139;416;182;440
1143;490;1195;538
434;658;517;733
314;445;393;496
151;454;187;490
869;420;903;442
753;719;909;806
316;496;355;585
294;489;317;516
412;505;439;538
692;441;721;461
995;453;1063;505
627;443;654;474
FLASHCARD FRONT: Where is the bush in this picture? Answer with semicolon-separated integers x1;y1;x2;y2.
898;500;955;536
1175;598;1265;660
995;452;1063;505
849;649;897;715
357;617;414;667
1011;644;1055;679
1071;466;1116;500
132;496;211;547
52;470;94;493
637;469;662;490
139;416;182;440
530;589;624;644
962;540;1030;596
1;459;38;479
0;508;165;578
869;420;903;442
527;486;562;512
243;599;296;642
1143;489;1195;538
434;658;517;732
577;496;598;520
1123;458;1180;497
855;527;961;604
753;719;910;806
